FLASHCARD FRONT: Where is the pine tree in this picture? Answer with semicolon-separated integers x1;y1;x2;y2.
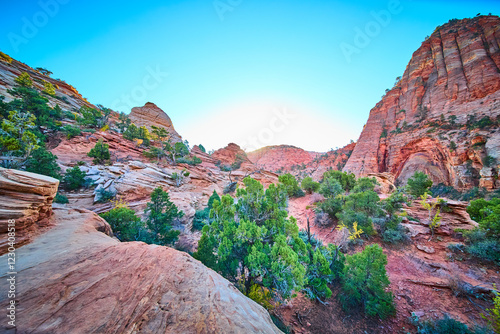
0;110;39;167
25;147;62;179
194;177;308;301
301;176;320;194
278;173;303;197
145;187;183;245
407;171;433;197
87;139;110;165
63;166;87;190
339;244;395;319
100;201;143;241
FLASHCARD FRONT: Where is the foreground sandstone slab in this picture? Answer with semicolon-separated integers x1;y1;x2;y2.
0;208;282;334
0;168;59;254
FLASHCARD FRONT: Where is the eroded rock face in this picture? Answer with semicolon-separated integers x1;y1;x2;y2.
367;172;397;194
0;208;282;334
0;168;59;254
51;130;145;165
128;102;182;142
344;16;500;190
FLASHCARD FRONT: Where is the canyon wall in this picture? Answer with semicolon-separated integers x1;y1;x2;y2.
344;16;500;190
0;57;96;111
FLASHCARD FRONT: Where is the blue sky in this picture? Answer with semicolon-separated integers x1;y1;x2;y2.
1;0;499;152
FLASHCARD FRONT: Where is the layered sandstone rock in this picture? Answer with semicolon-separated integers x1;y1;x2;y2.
402;198;478;237
0;208;282;334
58;155;278;236
128;102;182;142
0;56;96;111
0;168;59;254
51;130;145;165
367;172;397;194
344;16;500;190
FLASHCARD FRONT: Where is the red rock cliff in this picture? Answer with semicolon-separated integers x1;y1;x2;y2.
344;16;500;190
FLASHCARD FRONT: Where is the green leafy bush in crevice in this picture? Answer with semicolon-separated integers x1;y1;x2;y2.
278;173;305;198
192;190;220;231
461;198;500;264
406;171;433;198
62;166;88;191
339;244;395;319
53;192;69;204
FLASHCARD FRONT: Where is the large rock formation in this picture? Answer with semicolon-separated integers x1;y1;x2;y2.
248;143;356;180
344;16;500;190
211;143;252;169
248;145;319;171
0;207;282;333
128;102;182;142
402;198;478;237
0;168;59;254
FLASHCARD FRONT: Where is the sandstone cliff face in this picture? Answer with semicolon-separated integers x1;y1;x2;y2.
0;207;282;333
344;16;500;190
128;102;182;143
0;168;59;255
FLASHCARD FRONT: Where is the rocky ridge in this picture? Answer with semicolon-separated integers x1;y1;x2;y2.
0;56;96;111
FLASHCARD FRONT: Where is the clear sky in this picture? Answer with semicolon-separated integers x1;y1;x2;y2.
1;0;499;152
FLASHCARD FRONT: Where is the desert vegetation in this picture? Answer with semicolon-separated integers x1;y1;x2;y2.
100;187;183;245
2;14;500;332
192;175;396;322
